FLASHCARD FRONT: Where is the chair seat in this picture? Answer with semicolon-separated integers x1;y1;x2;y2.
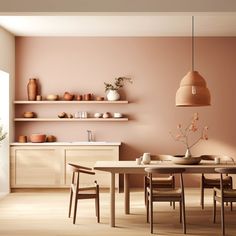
214;187;236;198
204;176;232;186
147;187;182;197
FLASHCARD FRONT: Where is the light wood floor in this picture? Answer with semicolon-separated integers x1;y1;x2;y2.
0;188;235;236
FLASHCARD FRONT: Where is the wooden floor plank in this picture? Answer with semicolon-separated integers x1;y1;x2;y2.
0;188;235;236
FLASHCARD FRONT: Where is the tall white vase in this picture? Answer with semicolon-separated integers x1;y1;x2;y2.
107;90;120;101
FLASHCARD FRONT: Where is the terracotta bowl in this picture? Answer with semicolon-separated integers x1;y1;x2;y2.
171;155;201;165
63;92;74;101
46;135;57;142
30;134;46;143
23;111;35;118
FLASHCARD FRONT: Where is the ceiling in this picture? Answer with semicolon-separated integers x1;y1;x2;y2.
0;15;236;36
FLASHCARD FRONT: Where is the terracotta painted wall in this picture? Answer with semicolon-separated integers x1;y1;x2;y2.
15;37;236;187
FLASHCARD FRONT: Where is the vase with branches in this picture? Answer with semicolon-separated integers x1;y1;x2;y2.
170;113;208;158
104;77;132;101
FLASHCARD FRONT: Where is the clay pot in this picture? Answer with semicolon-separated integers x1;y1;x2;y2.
76;95;82;101
18;135;27;143
30;134;46;143
83;93;92;101
63;92;74;101
27;78;38;101
103;112;110;119
46;135;57;142
96;96;104;101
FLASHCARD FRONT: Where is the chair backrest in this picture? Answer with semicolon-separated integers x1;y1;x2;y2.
201;155;235;163
145;167;185;195
215;168;236;195
68;163;95;174
151;155;173;161
68;163;96;191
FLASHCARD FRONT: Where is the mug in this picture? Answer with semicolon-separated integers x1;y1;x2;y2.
142;153;151;164
18;135;27;143
136;157;142;165
215;157;220;164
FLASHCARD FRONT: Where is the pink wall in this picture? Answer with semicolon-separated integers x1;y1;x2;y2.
15;37;236;186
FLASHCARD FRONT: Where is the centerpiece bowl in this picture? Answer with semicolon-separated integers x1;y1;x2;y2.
172;155;201;165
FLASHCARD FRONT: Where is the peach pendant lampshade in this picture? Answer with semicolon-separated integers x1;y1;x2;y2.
176;16;211;107
176;71;211;107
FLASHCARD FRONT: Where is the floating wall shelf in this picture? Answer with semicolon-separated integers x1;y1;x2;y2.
14;118;128;122
14;100;129;104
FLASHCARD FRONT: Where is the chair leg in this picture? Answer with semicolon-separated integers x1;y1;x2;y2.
150;199;153;234
230;202;233;211
201;187;204;209
213;192;216;223
179;201;182;223
182;199;186;234
73;194;78;224
173;201;175;209
96;187;100;223
144;177;147;206
146;196;149;223
68;188;73;218
220;199;225;236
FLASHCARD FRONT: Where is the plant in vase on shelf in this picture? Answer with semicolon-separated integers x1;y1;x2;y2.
104;77;132;101
170;113;208;158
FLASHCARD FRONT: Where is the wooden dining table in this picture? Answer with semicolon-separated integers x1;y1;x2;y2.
94;160;235;227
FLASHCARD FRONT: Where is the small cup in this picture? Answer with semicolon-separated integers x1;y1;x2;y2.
136;158;142;165
18;135;27;143
36;95;42;101
215;157;220;164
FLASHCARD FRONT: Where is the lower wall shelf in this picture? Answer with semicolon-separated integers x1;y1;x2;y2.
14;118;128;122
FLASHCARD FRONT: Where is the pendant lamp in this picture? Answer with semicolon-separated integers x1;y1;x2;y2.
176;16;211;107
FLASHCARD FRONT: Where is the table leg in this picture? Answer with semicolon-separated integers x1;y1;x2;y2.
124;173;130;214
110;172;115;227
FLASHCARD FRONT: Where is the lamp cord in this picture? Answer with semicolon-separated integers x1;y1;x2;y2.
192;16;194;71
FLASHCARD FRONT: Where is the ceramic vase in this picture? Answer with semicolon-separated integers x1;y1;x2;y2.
107;90;120;101
27;78;37;101
184;148;192;158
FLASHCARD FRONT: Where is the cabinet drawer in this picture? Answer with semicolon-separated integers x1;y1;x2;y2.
11;149;63;187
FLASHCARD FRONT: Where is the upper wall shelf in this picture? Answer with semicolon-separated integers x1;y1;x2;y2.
14;118;128;122
14;100;129;104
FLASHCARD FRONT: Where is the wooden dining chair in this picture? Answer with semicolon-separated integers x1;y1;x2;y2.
145;167;186;234
67;163;100;224
144;155;175;208
200;155;234;209
213;168;236;236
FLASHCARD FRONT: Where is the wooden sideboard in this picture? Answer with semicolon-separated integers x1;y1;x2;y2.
10;142;120;189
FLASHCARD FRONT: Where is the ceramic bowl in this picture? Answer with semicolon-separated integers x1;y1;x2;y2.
94;112;103;118
46;135;57;142
46;94;59;101
30;134;46;143
23;111;35;118
113;112;123;118
171;155;201;165
63;92;74;101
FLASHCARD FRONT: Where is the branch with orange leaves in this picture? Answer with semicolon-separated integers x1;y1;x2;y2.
169;113;208;151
